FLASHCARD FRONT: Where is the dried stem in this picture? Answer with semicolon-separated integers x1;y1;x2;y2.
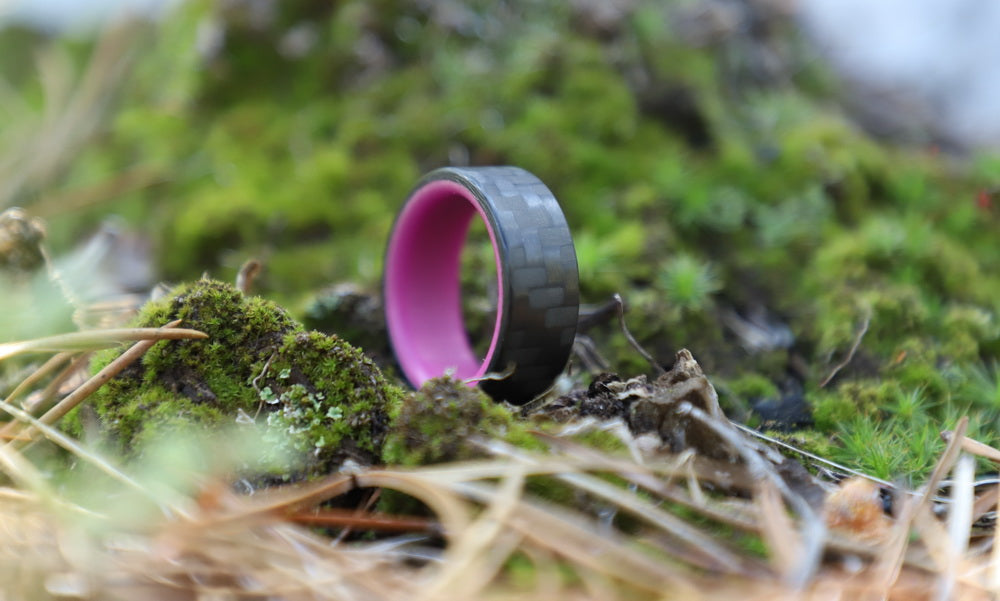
819;309;872;388
286;509;439;534
0;326;207;361
0;351;71;405
236;259;262;294
613;293;665;376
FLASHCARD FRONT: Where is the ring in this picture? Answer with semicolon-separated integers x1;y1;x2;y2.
384;166;579;404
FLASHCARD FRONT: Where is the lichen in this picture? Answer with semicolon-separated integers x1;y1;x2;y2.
69;279;404;480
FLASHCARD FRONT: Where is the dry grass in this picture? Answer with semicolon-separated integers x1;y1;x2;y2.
0;21;145;211
1;325;999;600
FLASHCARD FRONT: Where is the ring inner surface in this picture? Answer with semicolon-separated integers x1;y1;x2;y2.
385;180;504;387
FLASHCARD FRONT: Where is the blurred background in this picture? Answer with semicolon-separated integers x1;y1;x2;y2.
1;0;999;478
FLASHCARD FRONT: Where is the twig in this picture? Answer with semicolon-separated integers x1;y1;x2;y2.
251;352;276;393
25;351;92;413
572;335;610;373
236;259;261;294
536;432;762;529
942;429;1000;463
731;422;887;488
0;433;51;493
451;478;694;595
576;298;620;331
482;437;764;576
991;485;1000;589
819;309;872;388
0;326;207;361
331;488;382;544
417;465;526;601
0;352;90;441
0;352;71;406
756;477;802;579
285;508;439;534
940;453;975;601
613;293;665;376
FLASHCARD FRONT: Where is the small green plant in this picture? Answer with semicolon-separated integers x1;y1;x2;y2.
833;415;944;483
655;254;721;313
958;362;1000;410
886;386;933;421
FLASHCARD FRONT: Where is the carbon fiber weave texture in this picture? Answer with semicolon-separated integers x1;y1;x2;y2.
432;166;579;403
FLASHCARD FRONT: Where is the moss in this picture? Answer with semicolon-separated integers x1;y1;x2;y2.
808;380;901;432
882;338;950;400
655;253;722;314
725;373;780;402
70;279;403;479
557;427;629;455
378;376;583;515
381;376;542;466
941;304;1000;361
832;415;946;483
762;429;836;464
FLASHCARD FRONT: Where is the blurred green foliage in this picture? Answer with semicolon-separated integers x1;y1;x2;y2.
3;0;1000;482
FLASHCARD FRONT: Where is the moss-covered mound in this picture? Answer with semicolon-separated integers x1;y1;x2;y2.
73;279;404;479
381;376;540;466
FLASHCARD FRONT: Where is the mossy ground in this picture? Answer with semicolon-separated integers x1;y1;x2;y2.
4;1;1000;483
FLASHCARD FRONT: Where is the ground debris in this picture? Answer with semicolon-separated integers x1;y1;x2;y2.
823;476;892;540
536;349;829;506
541;349;740;460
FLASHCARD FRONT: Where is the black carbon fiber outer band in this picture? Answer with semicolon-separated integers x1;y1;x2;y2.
405;166;579;404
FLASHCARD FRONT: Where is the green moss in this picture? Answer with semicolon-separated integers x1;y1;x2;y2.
832;415;946;483
655;254;722;314
883;339;950;399
725;373;780;402
665;500;768;560
809;380;900;431
379;376;582;515
558;427;629;455
941;304;1000;361
70;279;403;479
381;376;542;466
762;430;836;464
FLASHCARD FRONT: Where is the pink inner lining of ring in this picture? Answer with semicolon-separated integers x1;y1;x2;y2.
385;180;504;387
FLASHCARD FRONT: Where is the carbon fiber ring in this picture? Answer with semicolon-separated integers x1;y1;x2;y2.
384;166;579;404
